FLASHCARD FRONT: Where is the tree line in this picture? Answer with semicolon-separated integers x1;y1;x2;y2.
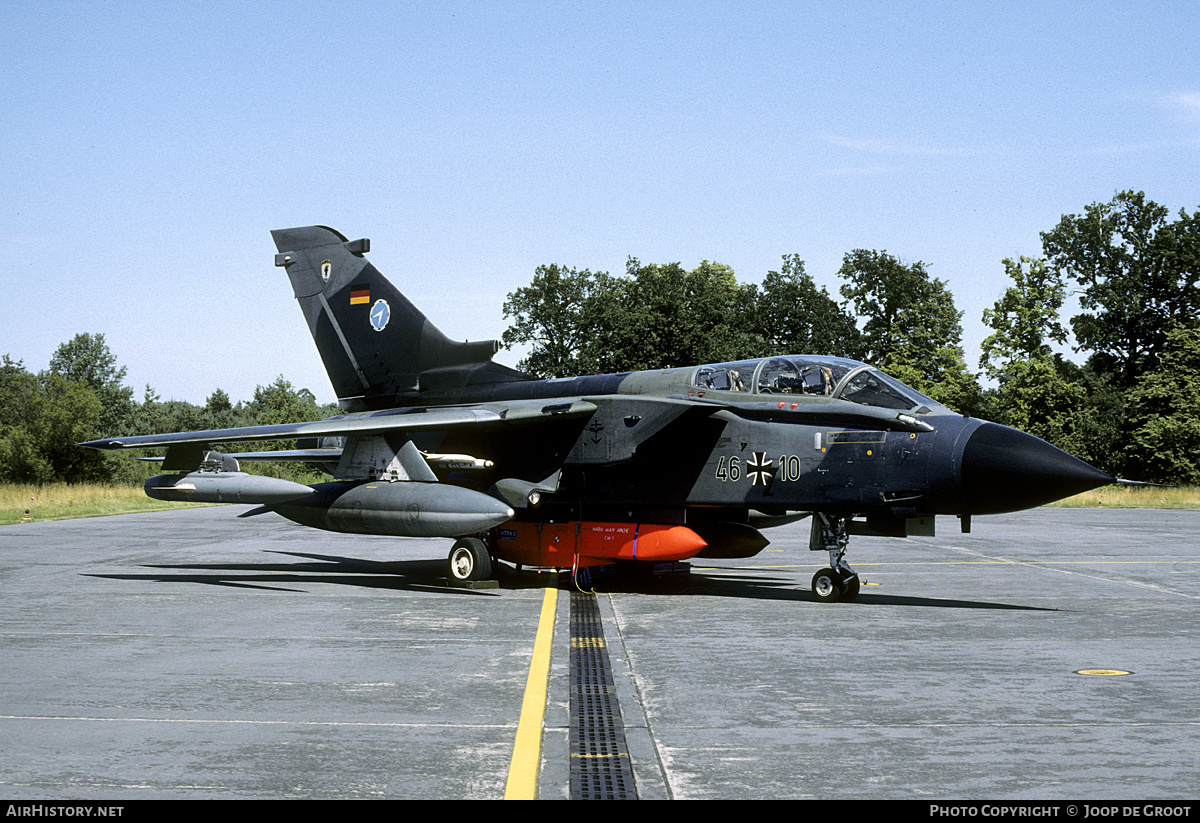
0;336;337;485
2;189;1196;487
501;190;1199;484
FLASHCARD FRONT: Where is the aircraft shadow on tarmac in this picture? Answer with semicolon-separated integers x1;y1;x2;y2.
84;550;502;595
86;550;1053;610
581;566;1056;610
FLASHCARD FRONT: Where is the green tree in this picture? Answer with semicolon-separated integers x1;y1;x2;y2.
502;258;769;377
2;353;122;483
757;255;864;358
617;258;767;370
1067;365;1127;477
0;426;53;484
132;383;211;437
47;333;124;390
47;333;135;433
134;384;168;435
0;356;47;482
33;374;112;481
1125;323;1200;484
1041;190;1200;387
232;377;334;482
245;376;324;426
979;257;1069;381
0;373;109;483
0;356;36;432
501;265;618;377
978;256;1101;458
994;358;1089;455
838;249;980;411
203;388;239;429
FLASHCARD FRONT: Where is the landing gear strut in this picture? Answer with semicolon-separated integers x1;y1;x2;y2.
810;514;860;603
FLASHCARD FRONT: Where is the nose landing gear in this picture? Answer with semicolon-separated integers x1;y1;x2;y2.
810;514;861;603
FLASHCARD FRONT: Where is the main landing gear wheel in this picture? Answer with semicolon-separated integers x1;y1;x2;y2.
811;568;843;602
811;568;860;602
448;537;493;582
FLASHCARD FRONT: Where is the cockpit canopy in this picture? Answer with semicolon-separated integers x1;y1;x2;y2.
692;356;937;412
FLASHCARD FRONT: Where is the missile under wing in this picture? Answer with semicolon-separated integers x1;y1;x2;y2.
82;226;1113;601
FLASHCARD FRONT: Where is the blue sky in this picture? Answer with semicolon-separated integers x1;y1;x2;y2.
3;1;1198;406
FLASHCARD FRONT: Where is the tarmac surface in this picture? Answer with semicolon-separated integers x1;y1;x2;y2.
1;505;1198;799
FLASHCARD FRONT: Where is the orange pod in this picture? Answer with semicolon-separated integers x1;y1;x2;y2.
493;521;708;569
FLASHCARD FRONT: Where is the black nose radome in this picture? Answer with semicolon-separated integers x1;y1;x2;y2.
960;422;1113;515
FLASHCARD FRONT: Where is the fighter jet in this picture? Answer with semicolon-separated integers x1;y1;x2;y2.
81;226;1113;601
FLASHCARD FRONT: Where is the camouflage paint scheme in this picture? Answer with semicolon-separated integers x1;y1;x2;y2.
83;227;1112;600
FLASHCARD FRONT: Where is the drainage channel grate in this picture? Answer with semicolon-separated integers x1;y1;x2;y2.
570;590;637;800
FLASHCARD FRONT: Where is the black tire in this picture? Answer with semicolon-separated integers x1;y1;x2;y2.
448;537;493;582
839;573;860;602
811;568;844;603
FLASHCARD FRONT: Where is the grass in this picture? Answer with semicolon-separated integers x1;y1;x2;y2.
1047;483;1200;509
0;483;214;525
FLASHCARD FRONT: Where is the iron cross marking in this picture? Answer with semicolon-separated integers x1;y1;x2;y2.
746;452;774;486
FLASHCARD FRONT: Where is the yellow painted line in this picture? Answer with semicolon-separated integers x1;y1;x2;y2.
504;585;558;800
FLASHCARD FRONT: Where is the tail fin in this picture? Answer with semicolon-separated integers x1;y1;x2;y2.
272;226;529;411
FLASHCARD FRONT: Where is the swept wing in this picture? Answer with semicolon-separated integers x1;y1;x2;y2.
81;398;599;453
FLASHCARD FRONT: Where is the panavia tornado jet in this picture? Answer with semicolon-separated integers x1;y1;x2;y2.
82;226;1114;601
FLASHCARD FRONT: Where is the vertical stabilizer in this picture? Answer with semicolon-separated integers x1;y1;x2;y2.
272;226;525;410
